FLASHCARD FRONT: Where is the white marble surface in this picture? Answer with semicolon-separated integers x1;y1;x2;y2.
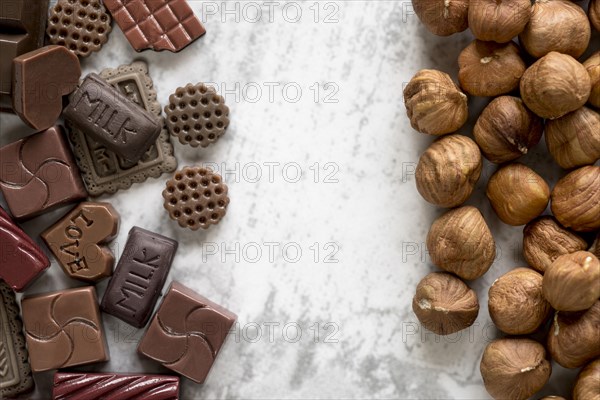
1;0;599;398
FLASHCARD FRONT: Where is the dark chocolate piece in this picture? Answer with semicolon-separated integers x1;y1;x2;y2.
0;0;49;109
67;61;177;196
0;125;88;220
103;0;206;52
52;372;180;399
0;206;50;291
42;202;119;283
63;73;161;163
101;226;177;328
0;282;34;398
21;286;109;372
47;0;112;57
165;83;230;147
162;166;230;230
138;281;236;384
13;45;81;130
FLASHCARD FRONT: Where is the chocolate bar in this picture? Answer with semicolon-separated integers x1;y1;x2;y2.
101;226;178;328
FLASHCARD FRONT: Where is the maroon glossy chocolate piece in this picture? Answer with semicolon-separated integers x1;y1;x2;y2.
0;125;88;220
103;0;206;52
138;281;236;383
52;372;180;399
0;206;50;291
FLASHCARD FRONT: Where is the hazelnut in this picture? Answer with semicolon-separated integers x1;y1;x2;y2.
590;0;600;32
591;232;600;259
458;40;526;97
480;338;551;400
523;216;587;273
403;69;468;135
412;0;469;36
486;163;550;226
468;0;530;43
473;96;543;164
416;135;482;207
412;272;479;335
543;251;600;312
520;52;591;119
426;206;495;280
488;268;551;335
573;359;600;400
547;301;600;368
551;165;600;232
583;52;600;109
545;107;600;169
519;0;591;59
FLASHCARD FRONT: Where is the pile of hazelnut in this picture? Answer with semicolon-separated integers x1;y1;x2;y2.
405;0;600;398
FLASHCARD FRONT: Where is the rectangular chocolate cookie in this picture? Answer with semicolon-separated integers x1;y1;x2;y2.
67;61;177;196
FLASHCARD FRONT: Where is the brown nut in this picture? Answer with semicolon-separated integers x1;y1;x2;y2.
412;0;469;36
545;107;600;169
543;251;600;312
426;206;495;280
591;232;600;259
403;69;468;135
416;135;482;208
589;0;600;32
523;216;588;273
519;0;591;59
520;52;591;119
583;52;600;109
468;0;530;43
551;165;600;232
412;272;479;335
486;163;550;226
540;397;567;400
458;40;526;97
473;96;543;164
573;358;600;400
488;268;551;335
480;338;551;400
547;301;600;368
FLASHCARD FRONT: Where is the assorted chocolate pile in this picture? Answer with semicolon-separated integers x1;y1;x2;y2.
0;0;234;398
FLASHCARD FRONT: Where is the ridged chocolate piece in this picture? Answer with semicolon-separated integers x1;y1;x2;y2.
101;226;178;328
52;372;180;400
0;282;34;398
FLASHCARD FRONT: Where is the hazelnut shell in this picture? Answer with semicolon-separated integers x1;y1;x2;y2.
412;0;469;36
573;358;600;400
583;52;600;109
590;0;600;32
468;0;530;43
551;165;600;232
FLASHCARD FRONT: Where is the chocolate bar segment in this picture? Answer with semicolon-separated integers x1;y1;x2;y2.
0;206;50;291
101;226;178;328
21;286;109;372
0;282;34;398
0;125;88;220
52;372;180;400
138;281;236;383
63;73;161;163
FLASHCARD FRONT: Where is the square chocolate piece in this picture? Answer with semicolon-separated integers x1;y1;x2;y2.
21;286;109;372
0;125;87;220
138;281;236;383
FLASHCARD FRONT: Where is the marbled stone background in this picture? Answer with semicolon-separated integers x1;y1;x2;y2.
1;0;599;398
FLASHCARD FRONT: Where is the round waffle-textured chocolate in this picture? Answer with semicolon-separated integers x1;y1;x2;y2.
165;83;230;148
47;0;112;57
162;167;230;230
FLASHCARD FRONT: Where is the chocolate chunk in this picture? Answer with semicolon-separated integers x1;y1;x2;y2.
0;206;50;291
63;73;162;163
47;0;112;57
0;125;88;220
101;227;178;328
162;167;230;230
13;45;81;130
21;286;109;372
165;83;230;148
67;61;177;196
42;202;119;283
0;0;49;110
138;281;236;384
104;0;206;52
52;371;180;399
0;282;34;398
